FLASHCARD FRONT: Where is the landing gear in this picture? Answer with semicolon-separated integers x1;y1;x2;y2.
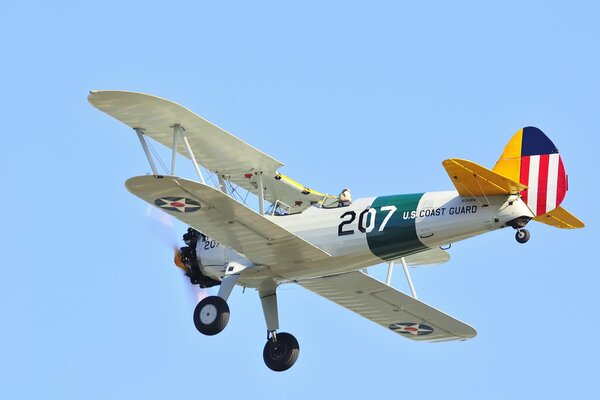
191;277;301;371
515;228;530;244
193;296;230;335
258;283;300;371
506;217;532;245
263;332;300;372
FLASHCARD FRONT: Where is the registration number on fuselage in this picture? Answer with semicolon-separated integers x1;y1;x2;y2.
338;206;397;236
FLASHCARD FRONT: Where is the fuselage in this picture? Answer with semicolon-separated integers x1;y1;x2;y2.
201;190;533;286
268;190;531;277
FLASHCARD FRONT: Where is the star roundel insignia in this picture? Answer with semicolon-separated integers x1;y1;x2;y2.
154;197;201;213
388;322;434;336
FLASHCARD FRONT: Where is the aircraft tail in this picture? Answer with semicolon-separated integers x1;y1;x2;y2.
493;127;582;227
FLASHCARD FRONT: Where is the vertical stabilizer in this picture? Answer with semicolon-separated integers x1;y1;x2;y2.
493;127;568;216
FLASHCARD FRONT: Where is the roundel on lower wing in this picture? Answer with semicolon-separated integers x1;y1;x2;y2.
389;322;434;336
154;197;201;213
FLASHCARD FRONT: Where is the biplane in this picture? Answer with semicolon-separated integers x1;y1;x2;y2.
89;91;584;372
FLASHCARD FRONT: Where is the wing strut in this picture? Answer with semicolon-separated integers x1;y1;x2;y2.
134;123;208;184
385;260;394;284
258;172;265;215
401;257;418;299
176;124;205;184
134;128;159;175
171;124;179;175
217;175;228;194
385;257;418;299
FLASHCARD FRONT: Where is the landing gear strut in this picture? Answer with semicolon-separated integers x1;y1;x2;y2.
263;332;300;372
506;217;532;245
191;271;301;371
515;228;530;244
259;283;300;371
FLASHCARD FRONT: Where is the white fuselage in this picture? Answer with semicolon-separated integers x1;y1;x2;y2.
199;190;533;286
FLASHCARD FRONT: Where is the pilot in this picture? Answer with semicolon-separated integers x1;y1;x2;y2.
338;188;352;207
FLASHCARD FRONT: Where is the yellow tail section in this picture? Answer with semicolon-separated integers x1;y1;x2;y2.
442;158;526;197
493;128;524;182
533;207;585;229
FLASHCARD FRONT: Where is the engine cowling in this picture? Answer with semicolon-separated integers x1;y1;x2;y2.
179;228;254;287
195;232;254;281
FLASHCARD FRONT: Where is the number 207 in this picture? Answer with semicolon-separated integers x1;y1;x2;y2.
338;205;397;236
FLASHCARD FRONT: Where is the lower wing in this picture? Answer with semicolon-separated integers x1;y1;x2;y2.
297;271;476;342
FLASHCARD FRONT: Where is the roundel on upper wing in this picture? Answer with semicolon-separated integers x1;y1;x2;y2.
388;322;434;336
154;197;201;213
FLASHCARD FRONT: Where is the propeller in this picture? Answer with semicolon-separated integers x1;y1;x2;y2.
145;205;208;304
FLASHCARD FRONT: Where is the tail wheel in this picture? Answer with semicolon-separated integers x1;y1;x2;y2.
263;332;300;372
515;229;530;244
193;296;230;335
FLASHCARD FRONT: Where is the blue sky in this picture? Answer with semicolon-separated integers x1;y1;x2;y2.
1;1;598;398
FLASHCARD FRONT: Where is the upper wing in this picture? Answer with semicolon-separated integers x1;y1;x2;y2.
89;90;336;211
442;158;527;197
126;175;331;266
533;206;585;228
298;271;476;342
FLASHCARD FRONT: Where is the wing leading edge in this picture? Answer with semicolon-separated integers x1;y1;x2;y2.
297;271;476;342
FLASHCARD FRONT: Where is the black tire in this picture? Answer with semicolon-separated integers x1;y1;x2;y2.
263;332;300;372
193;296;230;335
515;229;530;244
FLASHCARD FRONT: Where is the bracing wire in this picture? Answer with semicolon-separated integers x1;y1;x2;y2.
204;168;220;188
146;140;170;175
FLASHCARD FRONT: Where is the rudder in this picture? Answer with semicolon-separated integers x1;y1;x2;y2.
493;127;568;217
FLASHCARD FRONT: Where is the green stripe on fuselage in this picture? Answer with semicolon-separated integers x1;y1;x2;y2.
366;193;426;260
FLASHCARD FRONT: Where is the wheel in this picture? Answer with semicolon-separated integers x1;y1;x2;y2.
263;332;300;372
193;296;230;335
515;229;530;244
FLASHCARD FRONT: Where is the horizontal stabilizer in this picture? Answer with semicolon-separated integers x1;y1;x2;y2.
443;158;527;197
298;271;476;342
533;206;584;229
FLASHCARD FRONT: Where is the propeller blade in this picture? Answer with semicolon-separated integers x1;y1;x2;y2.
145;205;179;250
145;205;208;304
174;249;188;272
